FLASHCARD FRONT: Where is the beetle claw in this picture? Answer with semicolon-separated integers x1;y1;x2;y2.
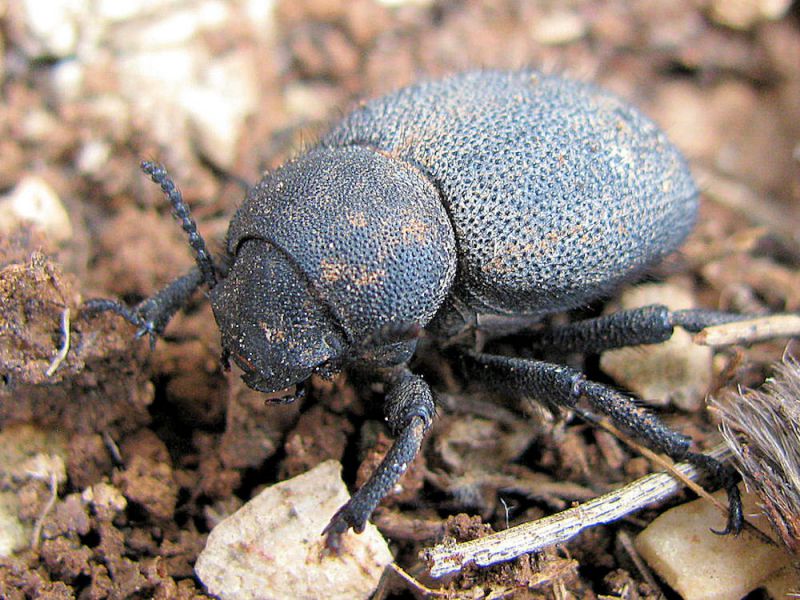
322;509;350;553
134;320;160;350
322;501;367;553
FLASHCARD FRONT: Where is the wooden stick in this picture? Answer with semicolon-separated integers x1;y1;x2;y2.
45;307;71;376
423;444;730;578
694;314;800;347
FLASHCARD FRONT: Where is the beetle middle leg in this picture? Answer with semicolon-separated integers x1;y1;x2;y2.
323;367;435;549
467;351;743;535
529;304;759;354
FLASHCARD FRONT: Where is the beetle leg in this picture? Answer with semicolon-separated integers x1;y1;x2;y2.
533;304;764;353
83;267;204;349
468;351;743;535
323;368;435;550
530;304;759;354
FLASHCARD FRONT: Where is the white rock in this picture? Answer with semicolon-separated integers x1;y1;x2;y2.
114;1;231;50
19;1;271;172
0;425;69;556
76;140;113;176
243;0;276;41
531;11;587;45
709;0;792;29
0;492;29;557
195;460;393;600
0;176;73;243
635;489;794;600
600;283;712;411
17;0;86;58
95;0;185;24
180;49;259;169
376;0;434;6
50;59;86;103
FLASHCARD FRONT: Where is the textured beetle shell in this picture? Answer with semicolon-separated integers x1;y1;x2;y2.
322;70;698;316
226;146;457;340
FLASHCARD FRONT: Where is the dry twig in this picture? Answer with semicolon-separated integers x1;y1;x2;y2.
45;307;71;376
31;471;59;551
423;445;730;578
695;314;800;347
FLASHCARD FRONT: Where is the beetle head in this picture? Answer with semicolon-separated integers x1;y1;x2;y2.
209;239;345;395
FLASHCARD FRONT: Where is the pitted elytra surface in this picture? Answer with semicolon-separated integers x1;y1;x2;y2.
322;71;697;314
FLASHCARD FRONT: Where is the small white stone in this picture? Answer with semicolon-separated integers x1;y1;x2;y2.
18;0;85;57
0;492;28;557
116;1;230;50
76;140;112;176
20;108;59;143
82;482;128;515
195;460;393;600
0;425;68;556
284;82;336;123
376;0;434;6
243;0;276;41
531;11;587;45
22;453;67;486
635;489;794;600
0;176;73;244
180;50;259;169
94;0;184;23
50;59;86;103
709;0;792;29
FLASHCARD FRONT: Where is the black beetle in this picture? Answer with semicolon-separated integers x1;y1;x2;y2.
87;70;756;548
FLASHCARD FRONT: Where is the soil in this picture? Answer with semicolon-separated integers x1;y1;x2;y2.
1;1;799;598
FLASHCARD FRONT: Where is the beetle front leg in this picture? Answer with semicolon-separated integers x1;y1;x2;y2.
323;368;435;550
83;267;205;349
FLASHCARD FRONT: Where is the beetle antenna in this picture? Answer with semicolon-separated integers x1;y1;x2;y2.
141;161;218;289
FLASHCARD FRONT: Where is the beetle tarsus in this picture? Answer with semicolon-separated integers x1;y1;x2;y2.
685;451;743;535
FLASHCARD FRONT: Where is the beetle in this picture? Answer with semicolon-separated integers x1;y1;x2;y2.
86;70;755;549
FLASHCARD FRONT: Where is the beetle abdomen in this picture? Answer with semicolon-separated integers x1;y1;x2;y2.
322;70;698;315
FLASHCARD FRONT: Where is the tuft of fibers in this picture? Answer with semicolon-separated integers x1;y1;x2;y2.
716;355;800;561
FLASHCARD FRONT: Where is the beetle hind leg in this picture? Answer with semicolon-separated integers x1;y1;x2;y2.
323;367;435;550
468;350;744;535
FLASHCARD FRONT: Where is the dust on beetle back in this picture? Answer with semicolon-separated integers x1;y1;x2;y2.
322;70;698;316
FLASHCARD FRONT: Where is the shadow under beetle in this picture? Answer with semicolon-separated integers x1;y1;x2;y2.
87;70;761;549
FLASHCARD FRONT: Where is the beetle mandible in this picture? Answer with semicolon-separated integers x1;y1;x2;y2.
87;70;754;548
